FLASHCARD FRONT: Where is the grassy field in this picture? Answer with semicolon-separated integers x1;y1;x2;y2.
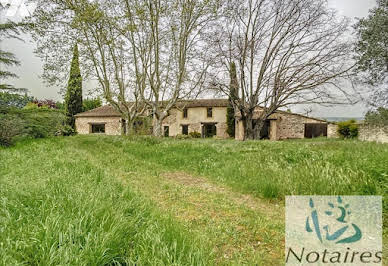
0;136;387;265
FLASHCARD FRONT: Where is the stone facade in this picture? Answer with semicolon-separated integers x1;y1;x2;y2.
327;123;339;138
74;100;337;140
75;117;122;135
235;110;336;140
162;106;229;138
358;124;388;143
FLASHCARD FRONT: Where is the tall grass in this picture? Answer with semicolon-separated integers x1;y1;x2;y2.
0;139;211;265
1;136;386;264
101;136;387;201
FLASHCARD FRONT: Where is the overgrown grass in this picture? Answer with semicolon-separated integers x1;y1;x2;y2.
0;136;386;264
0;139;211;265
104;136;387;201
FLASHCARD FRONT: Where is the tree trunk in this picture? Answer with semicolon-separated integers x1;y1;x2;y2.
121;116;135;136
242;112;254;140
125;120;134;136
153;117;163;137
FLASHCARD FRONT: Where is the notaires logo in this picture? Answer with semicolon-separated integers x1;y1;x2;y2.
286;196;382;265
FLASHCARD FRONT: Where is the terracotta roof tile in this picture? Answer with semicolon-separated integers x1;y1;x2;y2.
74;105;121;117
75;99;230;117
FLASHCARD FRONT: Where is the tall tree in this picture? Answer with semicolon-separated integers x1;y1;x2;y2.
354;0;388;107
209;0;356;140
123;0;220;137
29;0;220;137
226;62;238;137
0;4;24;92
65;43;83;128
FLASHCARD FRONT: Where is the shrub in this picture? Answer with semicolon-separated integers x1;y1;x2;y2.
337;120;359;138
0;116;23;146
32;99;59;109
0;108;65;146
189;131;201;138
55;124;76;136
175;134;190;139
0;92;33;108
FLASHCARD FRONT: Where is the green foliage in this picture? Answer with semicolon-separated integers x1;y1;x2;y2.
337;120;359;139
0;92;33;108
55;101;65;110
175;134;191;139
0;6;24;92
365;107;388;126
0;115;23;146
83;97;102;111
55;124;76;136
0;139;210;265
189;131;201;138
133;117;153;135
0;108;65;146
354;0;388;86
65;44;83;129
24;102;45;110
0;136;386;264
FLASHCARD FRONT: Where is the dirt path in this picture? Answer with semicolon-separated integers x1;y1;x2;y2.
74;141;285;265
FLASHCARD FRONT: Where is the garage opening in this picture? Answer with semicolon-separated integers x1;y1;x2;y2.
304;123;327;138
252;119;271;139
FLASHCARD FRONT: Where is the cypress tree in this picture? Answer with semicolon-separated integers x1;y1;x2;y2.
65;44;83;129
226;62;238;137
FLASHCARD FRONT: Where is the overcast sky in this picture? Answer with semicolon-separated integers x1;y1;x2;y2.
1;0;378;117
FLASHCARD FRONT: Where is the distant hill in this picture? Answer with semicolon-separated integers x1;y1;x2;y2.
320;117;364;122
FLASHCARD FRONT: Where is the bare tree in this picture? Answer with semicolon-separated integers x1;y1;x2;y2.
29;0;149;134
122;0;220;137
209;0;356;140
29;0;220;137
72;0;149;134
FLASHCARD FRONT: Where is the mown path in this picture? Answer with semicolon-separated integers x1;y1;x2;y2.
73;137;285;265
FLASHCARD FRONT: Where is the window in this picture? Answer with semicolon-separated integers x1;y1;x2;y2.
207;107;213;118
183;108;188;118
91;124;105;133
182;125;188;135
164;126;169;137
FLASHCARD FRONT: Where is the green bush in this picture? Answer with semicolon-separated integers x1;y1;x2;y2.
0;116;23;146
189;131;201;138
0;92;33;109
0;108;65;146
337;120;359;138
175;134;190;139
55;125;76;136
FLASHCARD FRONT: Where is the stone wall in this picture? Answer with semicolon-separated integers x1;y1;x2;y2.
358;124;388;143
75;117;122;135
162;106;229;138
275;113;327;140
235;111;334;140
327;123;339;138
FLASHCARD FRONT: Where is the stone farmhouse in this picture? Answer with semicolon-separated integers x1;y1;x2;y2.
75;99;338;140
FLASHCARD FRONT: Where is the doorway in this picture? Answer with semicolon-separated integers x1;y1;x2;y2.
164;126;169;137
252;119;271;139
202;123;217;138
